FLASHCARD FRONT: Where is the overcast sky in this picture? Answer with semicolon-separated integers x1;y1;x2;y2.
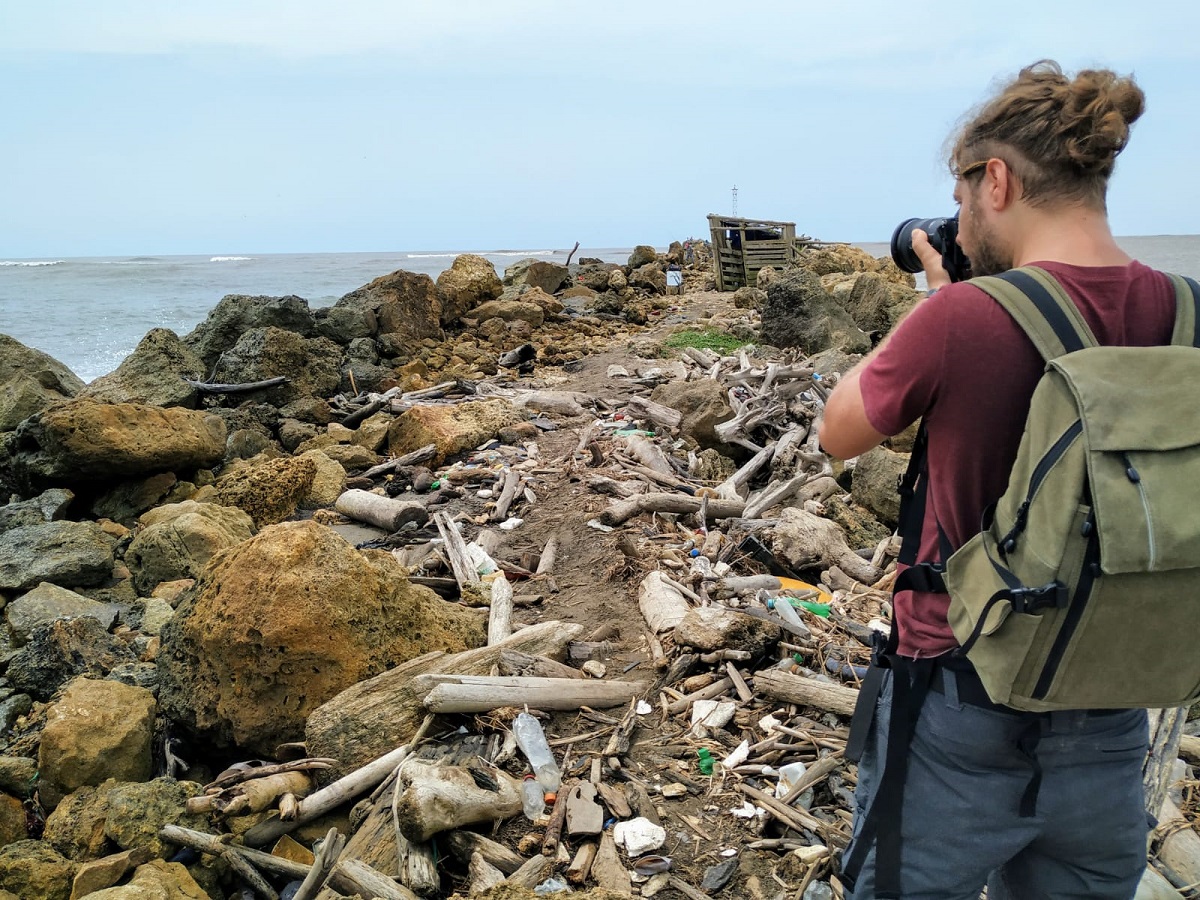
2;1;1197;258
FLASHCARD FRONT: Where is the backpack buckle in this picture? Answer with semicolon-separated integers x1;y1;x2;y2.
1010;581;1069;614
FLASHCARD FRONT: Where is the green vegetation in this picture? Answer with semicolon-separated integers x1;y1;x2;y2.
662;327;747;355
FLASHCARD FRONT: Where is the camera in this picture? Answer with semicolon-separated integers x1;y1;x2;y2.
890;216;972;283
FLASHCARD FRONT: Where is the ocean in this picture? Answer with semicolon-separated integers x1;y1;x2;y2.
2;236;1198;383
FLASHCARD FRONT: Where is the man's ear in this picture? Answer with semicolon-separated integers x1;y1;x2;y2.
988;157;1019;210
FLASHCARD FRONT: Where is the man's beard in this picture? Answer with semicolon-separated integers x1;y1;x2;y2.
963;208;1013;277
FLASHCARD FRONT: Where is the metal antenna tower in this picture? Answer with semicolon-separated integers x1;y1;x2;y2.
731;185;738;216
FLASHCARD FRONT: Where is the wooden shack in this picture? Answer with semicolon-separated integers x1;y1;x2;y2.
707;214;797;291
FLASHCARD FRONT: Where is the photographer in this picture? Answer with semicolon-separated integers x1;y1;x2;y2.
820;61;1176;898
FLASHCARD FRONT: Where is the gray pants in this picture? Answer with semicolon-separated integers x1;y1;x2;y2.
844;670;1149;899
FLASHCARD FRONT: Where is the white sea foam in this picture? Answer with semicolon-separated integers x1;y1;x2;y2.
406;253;459;259
487;250;558;257
210;256;254;262
0;260;64;267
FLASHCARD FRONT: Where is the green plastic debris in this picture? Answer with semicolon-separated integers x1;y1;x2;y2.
796;600;831;617
697;748;714;775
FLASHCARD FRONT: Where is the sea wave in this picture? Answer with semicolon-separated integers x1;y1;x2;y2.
0;260;64;267
406;253;459;259
210;256;254;262
487;250;558;257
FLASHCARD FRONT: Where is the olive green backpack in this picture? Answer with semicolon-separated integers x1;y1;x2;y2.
942;266;1200;711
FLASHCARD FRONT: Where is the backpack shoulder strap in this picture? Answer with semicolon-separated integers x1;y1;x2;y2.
1167;274;1200;348
969;266;1098;361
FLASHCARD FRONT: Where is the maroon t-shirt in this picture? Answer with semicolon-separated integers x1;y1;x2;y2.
859;261;1178;658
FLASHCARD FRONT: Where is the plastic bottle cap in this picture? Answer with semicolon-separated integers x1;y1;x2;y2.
543;792;557;804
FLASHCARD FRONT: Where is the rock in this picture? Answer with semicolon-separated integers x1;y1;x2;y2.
760;269;871;355
0;697;31;737
208;327;343;405
0;758;37;799
182;294;316;368
80;329;206;409
516;286;565;316
149;580;194;608
129;599;175;636
225;428;274;461
837;271;922;335
125;501;256;595
37;678;156;810
0;334;84;432
850;446;907;528
733;286;766;309
0;488;74;532
502;259;570;294
0;521;115;592
629;262;666;295
7;618;139;702
43;784;113;861
213;455;318;527
297;450;347;509
756;266;778;289
6;582;120;645
90;473;178;525
103;779;207;858
0;794;25;848
649;380;734;450
627;246;658;269
333;270;444;345
437;254;503;323
67;847;153;898
470;300;545;328
82;858;208;899
350;411;393;453
823;496;891;553
608;269;628;291
5;398;226;487
795;244;881;277
575;263;621;292
388;400;522;466
0;839;75;900
675;606;781;656
157;520;485;755
278;418;319;453
309;443;376;472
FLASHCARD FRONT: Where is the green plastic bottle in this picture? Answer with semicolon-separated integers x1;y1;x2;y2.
697;747;714;775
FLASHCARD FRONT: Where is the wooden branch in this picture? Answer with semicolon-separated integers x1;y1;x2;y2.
185;376;288;394
445;831;524;875
469;853;507;894
566;842;599;885
625;397;682;430
215;771;314;816
585;475;648;499
639;571;692;635
565;240;581;266
508;854;554;889
1144;707;1187;820
491;468;522;522
434;511;481;589
754;667;859;718
542;781;572;857
487;573;513;646
159;825;309;881
620;435;675;476
743;472;812;519
292;828;345;900
394;763;523;842
329;858;419;900
1155;797;1200;890
334;490;429;532
667;677;734;715
414;674;645;713
361;444;438;480
600;492;745;527
498;650;583;680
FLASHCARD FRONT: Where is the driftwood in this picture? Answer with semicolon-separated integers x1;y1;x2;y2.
585;475;649;499
620;435;675;476
1155;796;1200;890
210;770;314;816
639;571;692;634
567;842;599;885
744;472;815;519
445;831;524;875
600;492;745;527
433;511;482;590
292;827;344;900
414;674;645;713
1144;707;1187;820
329;858;419;900
498;650;583;680
710;574;781;599
160;825;309;881
335;490;429;532
769;507;881;585
361;444;438;480
625;397;682;430
487;573;513;646
591;830;632;894
305;621;584;776
469;853;507;895
185;375;288;394
491;468;522;522
754;667;859;718
394;761;523;842
508;854;555;889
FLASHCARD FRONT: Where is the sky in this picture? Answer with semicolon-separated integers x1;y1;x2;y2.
2;1;1198;258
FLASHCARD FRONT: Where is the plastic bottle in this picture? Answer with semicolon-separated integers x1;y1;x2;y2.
513;712;562;793
521;775;546;821
768;596;803;628
697;748;714;775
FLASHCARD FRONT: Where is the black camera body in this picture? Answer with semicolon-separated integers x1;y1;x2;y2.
890;216;972;283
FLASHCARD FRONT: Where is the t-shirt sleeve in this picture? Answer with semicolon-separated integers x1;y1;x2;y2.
858;289;958;436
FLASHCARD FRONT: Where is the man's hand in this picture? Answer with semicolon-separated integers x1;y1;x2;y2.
913;229;951;292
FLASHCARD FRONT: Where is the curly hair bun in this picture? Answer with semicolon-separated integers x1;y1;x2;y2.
1060;67;1146;173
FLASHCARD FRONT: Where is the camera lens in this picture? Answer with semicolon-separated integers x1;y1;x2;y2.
890;217;951;273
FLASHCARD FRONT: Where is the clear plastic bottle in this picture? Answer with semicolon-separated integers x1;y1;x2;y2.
769;596;803;628
513;712;562;793
521;775;546;821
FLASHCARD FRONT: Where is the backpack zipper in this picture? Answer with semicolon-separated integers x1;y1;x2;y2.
1031;510;1099;700
999;420;1083;555
1122;451;1157;570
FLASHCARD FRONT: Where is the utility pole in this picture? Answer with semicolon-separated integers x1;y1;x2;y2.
731;185;738;216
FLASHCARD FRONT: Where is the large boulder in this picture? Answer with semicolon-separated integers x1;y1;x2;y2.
212;455;317;527
80;329;206;409
828;271;922;336
7;617;138;702
6;582;120;646
90;473;179;525
794;244;881;277
850;446;907;528
629;262;666;295
207;327;343;405
436;254;503;324
650;380;735;450
5;398;226;487
575;263;622;293
43;784;112;861
0;840;74;900
628;245;658;268
331;270;444;347
0;334;84;433
125;500;256;595
84;858;208;899
760;269;872;355
502;258;570;294
0;521;115;592
37;678;156;810
469;300;544;328
0;487;74;533
387;400;522;466
182;294;316;368
157;520;485;755
102;779;207;859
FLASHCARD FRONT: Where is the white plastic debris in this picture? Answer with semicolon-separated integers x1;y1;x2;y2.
464;543;498;576
722;739;750;770
587;519;615;533
730;801;762;819
758;713;782;734
776;761;814;809
636;700;653;715
477;488;494;499
581;660;607;679
720;848;738;857
498;517;524;531
691;699;737;735
613;817;667;856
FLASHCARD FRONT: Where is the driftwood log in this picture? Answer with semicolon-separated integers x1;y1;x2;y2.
414;674;645;713
185;376;288;394
497;650;583;680
753;667;859;718
487;573;513;646
626;397;682;430
639;570;693;634
445;831;524;875
769;507;881;585
394;761;523;842
361;443;438;480
305;621;583;776
334;490;429;532
600;492;745;527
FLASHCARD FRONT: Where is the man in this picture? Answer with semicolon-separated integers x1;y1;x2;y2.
819;60;1172;898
